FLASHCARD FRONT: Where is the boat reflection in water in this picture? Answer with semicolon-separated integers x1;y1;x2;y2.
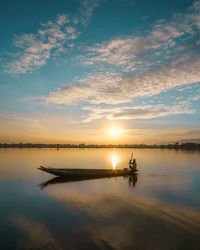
40;173;138;190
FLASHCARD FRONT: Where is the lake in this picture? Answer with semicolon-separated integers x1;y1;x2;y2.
0;148;200;250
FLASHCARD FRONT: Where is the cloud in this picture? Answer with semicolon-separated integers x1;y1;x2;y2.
79;0;105;26
43;58;200;106
4;14;80;75
177;85;193;92
39;1;200;108
4;0;105;75
82;103;195;122
105;105;195;120
184;129;200;136
12;0;200;130
80;0;200;71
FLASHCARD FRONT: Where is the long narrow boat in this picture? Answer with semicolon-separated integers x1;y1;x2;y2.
38;166;132;177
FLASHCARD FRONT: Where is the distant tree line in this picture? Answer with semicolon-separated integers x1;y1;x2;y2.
0;142;200;150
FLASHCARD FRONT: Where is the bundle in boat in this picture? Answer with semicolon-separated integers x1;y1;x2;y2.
38;166;131;177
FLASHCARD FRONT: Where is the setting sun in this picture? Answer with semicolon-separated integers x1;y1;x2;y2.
109;126;123;137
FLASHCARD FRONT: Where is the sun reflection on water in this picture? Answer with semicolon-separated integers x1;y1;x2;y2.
112;153;118;169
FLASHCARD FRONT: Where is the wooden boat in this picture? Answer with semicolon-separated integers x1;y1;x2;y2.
38;166;133;177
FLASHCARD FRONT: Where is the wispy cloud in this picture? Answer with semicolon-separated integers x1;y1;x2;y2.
14;0;200;128
79;0;105;26
41;1;200;109
4;0;105;76
82;103;195;122
80;0;200;72
4;14;80;75
43;58;200;106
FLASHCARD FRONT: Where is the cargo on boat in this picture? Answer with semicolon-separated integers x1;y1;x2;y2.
38;166;134;177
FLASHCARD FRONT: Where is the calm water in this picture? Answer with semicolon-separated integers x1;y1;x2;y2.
0;148;200;250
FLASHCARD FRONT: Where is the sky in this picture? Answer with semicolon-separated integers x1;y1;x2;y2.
0;0;200;144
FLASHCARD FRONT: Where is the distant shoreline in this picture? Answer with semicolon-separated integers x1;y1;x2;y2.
0;143;200;150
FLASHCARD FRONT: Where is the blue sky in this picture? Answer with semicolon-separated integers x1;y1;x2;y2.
0;0;200;143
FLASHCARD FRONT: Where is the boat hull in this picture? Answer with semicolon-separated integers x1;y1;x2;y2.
38;166;132;177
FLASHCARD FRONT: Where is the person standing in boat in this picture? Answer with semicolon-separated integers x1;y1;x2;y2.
129;156;137;172
132;159;137;171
